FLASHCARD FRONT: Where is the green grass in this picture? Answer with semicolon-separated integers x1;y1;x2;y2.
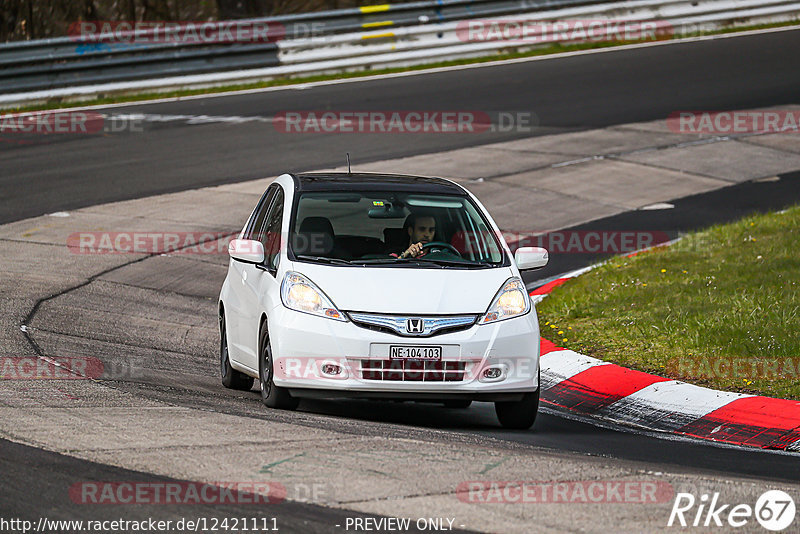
4;20;798;113
537;206;800;400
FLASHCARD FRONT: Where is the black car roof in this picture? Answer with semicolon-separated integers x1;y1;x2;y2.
291;172;467;195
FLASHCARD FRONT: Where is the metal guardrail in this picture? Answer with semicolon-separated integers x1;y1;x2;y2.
0;0;616;94
0;0;798;100
276;0;800;68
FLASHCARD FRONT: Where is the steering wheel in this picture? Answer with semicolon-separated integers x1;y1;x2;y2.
421;241;462;257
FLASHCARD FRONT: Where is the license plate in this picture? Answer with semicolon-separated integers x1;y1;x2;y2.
389;345;442;360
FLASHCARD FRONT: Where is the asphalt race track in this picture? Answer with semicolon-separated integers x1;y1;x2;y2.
2;27;800;532
0;438;457;534
2;28;800;224
524;169;800;285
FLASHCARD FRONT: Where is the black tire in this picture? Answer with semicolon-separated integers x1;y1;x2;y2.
259;325;299;410
219;314;254;391
444;400;473;409
495;389;539;430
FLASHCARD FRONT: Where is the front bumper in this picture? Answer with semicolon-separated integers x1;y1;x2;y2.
268;305;540;399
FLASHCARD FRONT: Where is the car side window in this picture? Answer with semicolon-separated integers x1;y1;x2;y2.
243;185;277;240
259;187;284;272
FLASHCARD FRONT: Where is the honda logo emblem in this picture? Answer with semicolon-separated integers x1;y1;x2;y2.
406;318;424;334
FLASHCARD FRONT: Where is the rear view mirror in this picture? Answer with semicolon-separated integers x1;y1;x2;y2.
514;247;548;270
228;239;265;264
368;204;406;218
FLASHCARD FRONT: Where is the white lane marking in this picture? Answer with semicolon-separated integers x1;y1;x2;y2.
0;110;279;127
2;25;797;112
560;265;596;279
540;350;610;390
111;113;275;125
552;156;595;167
527;265;596;292
597;380;753;431
639;202;675;210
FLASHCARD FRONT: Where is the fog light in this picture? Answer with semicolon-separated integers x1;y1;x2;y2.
321;363;342;376
483;367;502;379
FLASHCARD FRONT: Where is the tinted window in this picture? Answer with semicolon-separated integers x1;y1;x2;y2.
260;187;284;271
290;191;505;268
244;185;277;241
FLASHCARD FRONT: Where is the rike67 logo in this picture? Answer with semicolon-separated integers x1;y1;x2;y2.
668;490;795;531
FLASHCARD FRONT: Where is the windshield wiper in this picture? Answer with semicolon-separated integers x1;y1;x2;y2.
295;255;352;265
355;257;492;268
352;257;448;268
415;258;494;268
355;258;404;264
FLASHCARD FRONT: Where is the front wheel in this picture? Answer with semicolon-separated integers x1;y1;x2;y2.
259;326;299;410
495;390;539;430
220;314;254;391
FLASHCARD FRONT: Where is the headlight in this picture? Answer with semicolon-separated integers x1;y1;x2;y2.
480;278;530;324
281;271;346;321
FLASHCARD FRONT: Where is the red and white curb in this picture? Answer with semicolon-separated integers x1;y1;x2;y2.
531;269;800;452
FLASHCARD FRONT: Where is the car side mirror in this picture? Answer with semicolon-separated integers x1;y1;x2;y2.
228;239;265;264
514;246;548;270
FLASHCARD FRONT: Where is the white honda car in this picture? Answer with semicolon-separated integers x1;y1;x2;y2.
218;172;548;429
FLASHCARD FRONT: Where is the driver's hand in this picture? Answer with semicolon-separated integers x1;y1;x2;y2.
401;242;424;258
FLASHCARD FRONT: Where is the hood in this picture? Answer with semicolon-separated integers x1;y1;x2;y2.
289;262;515;315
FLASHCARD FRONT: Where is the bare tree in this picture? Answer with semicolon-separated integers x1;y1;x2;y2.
0;0;409;42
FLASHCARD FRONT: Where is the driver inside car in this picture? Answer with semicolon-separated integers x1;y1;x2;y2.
392;211;437;259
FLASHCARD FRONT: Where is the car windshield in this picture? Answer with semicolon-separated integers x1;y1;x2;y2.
290;191;506;268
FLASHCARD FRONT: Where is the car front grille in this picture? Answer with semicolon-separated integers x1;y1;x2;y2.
359;359;466;382
347;312;478;337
